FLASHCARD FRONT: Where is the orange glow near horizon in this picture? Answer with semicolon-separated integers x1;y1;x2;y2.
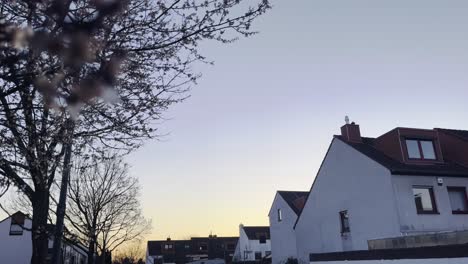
130;0;468;242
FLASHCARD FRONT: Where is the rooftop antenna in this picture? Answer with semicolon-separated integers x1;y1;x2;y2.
345;115;350;125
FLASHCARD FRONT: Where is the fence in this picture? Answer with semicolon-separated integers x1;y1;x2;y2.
309;244;468;264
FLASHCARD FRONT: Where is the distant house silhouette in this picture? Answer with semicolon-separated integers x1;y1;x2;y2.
146;235;238;264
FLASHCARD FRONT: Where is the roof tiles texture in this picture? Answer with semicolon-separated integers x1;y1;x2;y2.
242;226;270;240
336;135;468;177
277;191;309;215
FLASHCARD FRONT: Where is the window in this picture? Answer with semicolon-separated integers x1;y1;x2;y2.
277;209;282;222
339;211;350;233
257;233;267;244
227;243;236;250
413;187;438;214
448;187;468;214
255;252;262;260
405;139;436;160
9;222;23;235
199;242;208;251
185;244;190;249
9;213;25;236
163;243;174;251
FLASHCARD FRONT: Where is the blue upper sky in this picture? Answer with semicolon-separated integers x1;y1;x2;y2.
128;0;468;239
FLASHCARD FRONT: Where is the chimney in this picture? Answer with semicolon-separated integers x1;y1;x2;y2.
166;237;171;241
341;122;362;143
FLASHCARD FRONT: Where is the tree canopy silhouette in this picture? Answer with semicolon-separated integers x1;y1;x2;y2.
0;0;270;263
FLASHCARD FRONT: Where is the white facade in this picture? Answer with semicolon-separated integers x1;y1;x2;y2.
295;138;400;261
145;251;161;264
294;137;468;263
0;213;34;264
269;193;303;264
0;212;87;264
233;225;271;262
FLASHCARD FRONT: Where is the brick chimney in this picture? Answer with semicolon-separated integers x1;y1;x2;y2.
341;122;362;143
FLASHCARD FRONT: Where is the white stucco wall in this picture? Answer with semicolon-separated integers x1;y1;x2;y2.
234;226;271;261
295;138;401;262
311;258;468;264
269;194;299;264
0;215;87;264
391;175;468;234
295;137;468;263
146;248;154;264
0;216;33;264
233;227;249;261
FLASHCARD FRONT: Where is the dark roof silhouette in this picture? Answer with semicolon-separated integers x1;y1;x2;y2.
147;236;238;256
335;135;468;177
242;226;270;240
437;128;468;141
277;191;308;215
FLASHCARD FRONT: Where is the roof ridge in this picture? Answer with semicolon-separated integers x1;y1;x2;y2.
436;128;468;132
277;190;309;193
334;135;399;169
336;135;468;177
436;128;468;142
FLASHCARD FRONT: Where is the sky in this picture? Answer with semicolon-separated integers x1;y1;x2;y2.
127;0;468;240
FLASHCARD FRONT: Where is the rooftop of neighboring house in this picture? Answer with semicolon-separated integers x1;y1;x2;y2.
241;226;270;240
337;122;468;177
277;191;308;215
146;235;239;256
0;211;30;224
293;123;468;229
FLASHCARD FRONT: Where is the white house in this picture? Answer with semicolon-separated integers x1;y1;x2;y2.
268;191;307;264
0;211;88;264
233;225;271;262
294;123;468;263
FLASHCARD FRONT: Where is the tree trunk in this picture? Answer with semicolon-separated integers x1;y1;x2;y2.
88;236;96;264
51;118;75;264
30;189;50;264
100;240;106;264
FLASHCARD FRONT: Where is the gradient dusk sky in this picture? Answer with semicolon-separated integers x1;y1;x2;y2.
127;0;468;240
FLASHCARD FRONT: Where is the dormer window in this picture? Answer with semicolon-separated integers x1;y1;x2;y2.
405;139;436;160
9;213;25;236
